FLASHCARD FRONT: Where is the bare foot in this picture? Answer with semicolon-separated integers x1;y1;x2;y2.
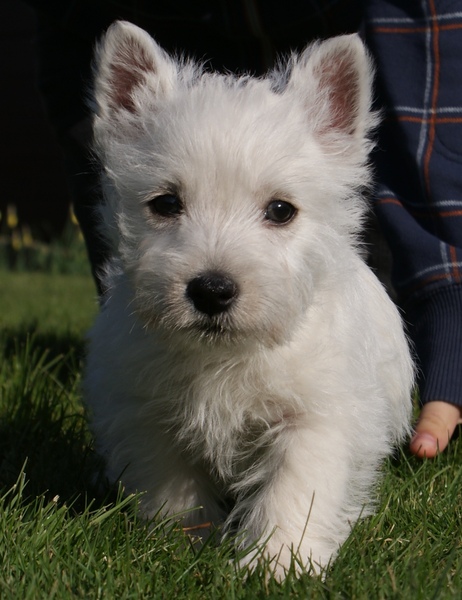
410;401;462;458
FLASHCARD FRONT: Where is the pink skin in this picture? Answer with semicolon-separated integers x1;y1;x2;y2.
410;401;462;458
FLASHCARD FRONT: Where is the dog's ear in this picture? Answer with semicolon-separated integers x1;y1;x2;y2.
288;34;375;142
92;20;176;118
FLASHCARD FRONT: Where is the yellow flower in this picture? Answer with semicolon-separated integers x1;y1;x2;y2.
69;205;80;226
7;204;18;229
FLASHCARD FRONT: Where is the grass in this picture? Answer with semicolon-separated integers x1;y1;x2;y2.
1;265;462;598
0;271;96;334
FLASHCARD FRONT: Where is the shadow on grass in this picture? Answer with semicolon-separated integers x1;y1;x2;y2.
0;325;112;512
1;321;86;374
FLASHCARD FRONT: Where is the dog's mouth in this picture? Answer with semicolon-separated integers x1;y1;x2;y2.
197;321;227;335
191;317;239;343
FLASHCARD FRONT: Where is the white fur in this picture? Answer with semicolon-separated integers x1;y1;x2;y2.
85;21;414;578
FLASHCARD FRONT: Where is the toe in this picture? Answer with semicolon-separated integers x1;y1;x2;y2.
410;431;439;458
410;401;462;458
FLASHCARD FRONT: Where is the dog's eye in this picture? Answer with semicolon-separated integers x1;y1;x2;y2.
264;200;297;224
147;194;183;217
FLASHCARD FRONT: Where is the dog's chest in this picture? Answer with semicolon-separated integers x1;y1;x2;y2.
163;356;300;481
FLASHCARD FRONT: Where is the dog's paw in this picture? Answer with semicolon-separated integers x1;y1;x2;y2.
234;536;331;581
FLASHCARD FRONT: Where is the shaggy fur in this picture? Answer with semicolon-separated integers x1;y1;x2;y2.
84;21;414;578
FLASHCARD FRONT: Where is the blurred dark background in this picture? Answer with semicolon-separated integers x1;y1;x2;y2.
1;0;71;240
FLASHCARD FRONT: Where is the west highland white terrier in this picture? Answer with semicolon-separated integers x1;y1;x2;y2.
84;21;414;578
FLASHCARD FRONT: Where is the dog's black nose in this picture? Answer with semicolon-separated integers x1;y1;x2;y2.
186;272;238;317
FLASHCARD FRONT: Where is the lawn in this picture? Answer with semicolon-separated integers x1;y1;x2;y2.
1;267;462;598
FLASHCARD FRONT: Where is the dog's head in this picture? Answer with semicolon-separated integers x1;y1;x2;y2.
91;21;376;347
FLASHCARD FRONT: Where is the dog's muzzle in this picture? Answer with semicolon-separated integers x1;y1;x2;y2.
186;271;239;317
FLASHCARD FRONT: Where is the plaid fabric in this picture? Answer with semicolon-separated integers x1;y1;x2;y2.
363;1;462;407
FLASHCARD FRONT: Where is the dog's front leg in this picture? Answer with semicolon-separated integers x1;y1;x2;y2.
231;422;353;578
101;425;227;535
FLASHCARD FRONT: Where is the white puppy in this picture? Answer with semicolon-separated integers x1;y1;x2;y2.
85;21;414;578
